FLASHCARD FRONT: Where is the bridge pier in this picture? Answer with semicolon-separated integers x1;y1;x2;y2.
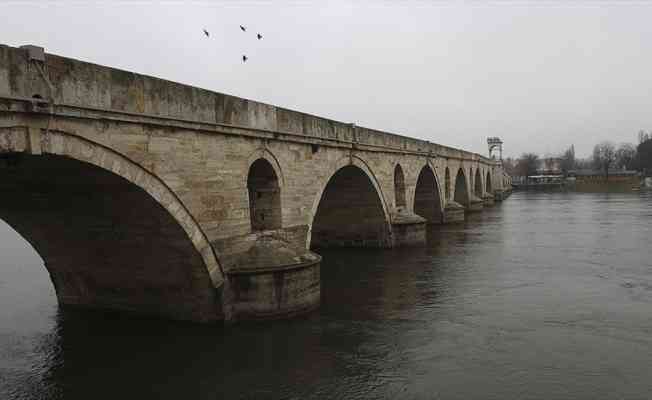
391;209;427;246
224;262;320;322
483;193;495;206
468;196;484;212
216;232;321;321
443;201;466;223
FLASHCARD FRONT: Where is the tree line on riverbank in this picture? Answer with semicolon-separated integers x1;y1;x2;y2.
504;130;652;179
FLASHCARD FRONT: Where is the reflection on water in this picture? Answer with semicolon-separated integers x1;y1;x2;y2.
2;191;652;399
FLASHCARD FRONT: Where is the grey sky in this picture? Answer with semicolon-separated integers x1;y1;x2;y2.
2;1;651;158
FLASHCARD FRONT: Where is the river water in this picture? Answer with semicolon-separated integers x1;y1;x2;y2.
1;191;652;399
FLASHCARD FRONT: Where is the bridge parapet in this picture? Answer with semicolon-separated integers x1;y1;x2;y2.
0;44;497;164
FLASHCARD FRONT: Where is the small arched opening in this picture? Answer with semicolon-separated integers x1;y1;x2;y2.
394;164;406;208
454;168;469;207
413;165;443;223
247;158;282;231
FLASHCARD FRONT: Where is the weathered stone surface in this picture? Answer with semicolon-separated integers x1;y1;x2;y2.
0;44;511;323
468;196;484;212
391;209;427;246
215;231;321;321
443;201;466;224
226;259;320;321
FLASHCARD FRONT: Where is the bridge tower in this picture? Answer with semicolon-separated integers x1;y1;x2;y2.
487;137;503;161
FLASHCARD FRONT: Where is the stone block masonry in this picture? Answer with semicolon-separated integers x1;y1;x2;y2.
0;44;510;322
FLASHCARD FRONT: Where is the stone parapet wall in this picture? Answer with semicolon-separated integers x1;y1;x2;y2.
0;44;495;164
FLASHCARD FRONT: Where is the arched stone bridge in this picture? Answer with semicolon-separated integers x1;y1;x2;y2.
0;45;511;323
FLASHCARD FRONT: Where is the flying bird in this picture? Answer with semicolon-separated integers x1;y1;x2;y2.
240;25;246;32
257;33;263;40
203;29;210;37
242;55;248;63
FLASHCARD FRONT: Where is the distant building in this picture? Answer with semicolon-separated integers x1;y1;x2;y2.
536;157;563;175
512;174;564;191
568;169;641;191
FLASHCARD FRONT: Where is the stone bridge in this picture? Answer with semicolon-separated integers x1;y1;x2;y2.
0;45;511;323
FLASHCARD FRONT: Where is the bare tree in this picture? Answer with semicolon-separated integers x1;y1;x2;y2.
637;138;652;175
593;141;616;179
615;143;636;170
502;157;518;176
560;145;575;175
517;153;539;180
575;157;592;170
638;130;650;144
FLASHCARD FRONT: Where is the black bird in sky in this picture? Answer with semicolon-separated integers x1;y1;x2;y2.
203;28;209;37
242;55;248;63
257;33;263;40
240;25;246;32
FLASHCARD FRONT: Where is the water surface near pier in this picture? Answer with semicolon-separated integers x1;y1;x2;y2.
1;191;652;399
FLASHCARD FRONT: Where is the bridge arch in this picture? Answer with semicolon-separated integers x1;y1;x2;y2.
486;170;493;194
474;168;483;197
394;163;406;208
413;163;443;224
308;156;391;249
454;167;470;207
0;127;223;321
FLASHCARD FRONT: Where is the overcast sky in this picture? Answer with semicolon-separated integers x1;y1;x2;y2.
2;1;651;158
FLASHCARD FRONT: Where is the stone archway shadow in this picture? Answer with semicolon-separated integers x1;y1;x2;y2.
307;155;392;249
0;127;224;288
